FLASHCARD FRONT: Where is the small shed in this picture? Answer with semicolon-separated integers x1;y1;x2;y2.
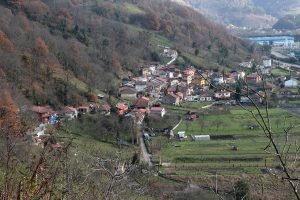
192;135;210;141
177;131;187;139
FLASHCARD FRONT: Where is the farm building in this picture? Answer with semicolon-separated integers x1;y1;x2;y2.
284;78;299;88
248;36;294;46
177;131;187;139
192;135;210;141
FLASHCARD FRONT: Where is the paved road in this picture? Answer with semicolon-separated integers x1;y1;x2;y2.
139;129;153;167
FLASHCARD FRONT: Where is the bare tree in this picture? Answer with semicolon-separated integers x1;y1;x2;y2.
200;71;300;199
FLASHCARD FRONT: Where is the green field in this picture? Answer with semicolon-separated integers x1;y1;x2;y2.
124;3;145;14
175;107;300;135
271;68;290;76
149;105;300;176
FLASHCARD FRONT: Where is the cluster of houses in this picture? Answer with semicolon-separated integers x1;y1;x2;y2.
31;101;112;124
29;50;300;146
119;64;261;105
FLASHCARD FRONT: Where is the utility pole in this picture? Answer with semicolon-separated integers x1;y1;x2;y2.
215;172;218;194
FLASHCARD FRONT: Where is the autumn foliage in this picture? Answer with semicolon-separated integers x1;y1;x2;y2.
0;31;15;53
6;0;25;8
0;0;254;108
0;89;22;137
35;37;49;56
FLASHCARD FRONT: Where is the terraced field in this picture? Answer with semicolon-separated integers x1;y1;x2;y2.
149;105;300;176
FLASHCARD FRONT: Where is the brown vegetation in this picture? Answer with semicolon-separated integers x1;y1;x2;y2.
0;89;21;137
0;0;255;107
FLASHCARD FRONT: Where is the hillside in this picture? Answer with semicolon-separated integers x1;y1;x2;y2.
252;0;300;17
181;0;300;28
0;0;254;109
273;15;300;30
182;0;276;28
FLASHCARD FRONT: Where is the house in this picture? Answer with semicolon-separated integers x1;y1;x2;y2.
192;76;207;87
182;74;193;85
150;77;168;91
99;104;111;116
155;77;168;86
224;73;236;84
183;67;196;78
150;107;166;118
135;81;147;92
177;82;191;97
259;65;271;75
212;76;225;85
142;68;151;77
63;106;78;120
77;106;90;114
186;95;199;102
199;93;213;102
231;71;245;80
162;93;181;105
80;102;100;113
214;90;231;100
150;89;160;98
153;70;168;78
163;48;177;58
284;78;299;88
170;79;179;86
246;73;262;84
239;61;252;68
119;86;137;99
31;106;55;123
116;103;129;116
262;57;272;67
132;96;150;110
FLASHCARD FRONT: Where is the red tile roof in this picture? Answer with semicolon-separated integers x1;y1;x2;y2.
116;103;128;110
133;97;149;108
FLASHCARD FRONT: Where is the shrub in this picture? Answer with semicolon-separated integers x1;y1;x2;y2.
233;180;249;200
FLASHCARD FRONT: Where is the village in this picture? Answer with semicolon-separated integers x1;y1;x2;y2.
28;46;300;169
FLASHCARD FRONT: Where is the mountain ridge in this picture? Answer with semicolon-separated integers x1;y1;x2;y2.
179;0;300;28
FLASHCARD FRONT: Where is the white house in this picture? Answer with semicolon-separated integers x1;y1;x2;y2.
214;90;231;100
170;79;179;86
260;65;271;75
284;79;299;88
213;76;225;85
186;95;199;102
199;93;213;102
263;58;272;67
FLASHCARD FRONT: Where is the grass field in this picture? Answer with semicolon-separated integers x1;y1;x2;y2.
124;3;145;14
271;68;290;76
149;104;300;176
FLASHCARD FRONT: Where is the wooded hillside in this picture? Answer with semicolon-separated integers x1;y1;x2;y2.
0;0;254;108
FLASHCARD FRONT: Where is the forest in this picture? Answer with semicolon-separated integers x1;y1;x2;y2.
0;0;254;108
